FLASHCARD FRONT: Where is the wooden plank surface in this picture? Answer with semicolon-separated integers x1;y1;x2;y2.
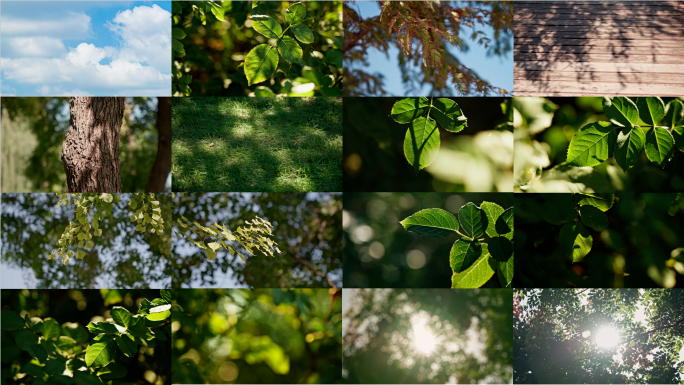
513;1;684;95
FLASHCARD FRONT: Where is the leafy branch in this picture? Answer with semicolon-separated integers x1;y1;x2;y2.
400;201;514;288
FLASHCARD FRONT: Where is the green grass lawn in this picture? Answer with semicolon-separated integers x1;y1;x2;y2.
172;97;342;192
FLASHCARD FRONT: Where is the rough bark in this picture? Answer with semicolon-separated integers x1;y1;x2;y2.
145;97;172;193
61;97;125;192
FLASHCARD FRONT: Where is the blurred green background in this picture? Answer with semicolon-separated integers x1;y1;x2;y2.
1;97;167;193
343;289;513;384
515;193;684;288
343;193;514;288
0;289;171;385
173;1;342;96
514;97;684;192
172;288;342;384
343;97;513;192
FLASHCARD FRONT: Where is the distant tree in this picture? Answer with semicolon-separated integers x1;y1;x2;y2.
344;0;512;96
146;97;172;192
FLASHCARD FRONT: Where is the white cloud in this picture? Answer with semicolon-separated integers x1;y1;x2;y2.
67;43;108;66
1;12;91;39
3;37;67;58
108;4;171;72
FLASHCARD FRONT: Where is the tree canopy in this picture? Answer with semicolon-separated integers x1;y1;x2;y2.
172;193;342;288
514;289;684;384
343;288;513;384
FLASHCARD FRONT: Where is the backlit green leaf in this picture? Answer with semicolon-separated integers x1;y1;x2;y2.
206;248;217;260
171;28;186;40
54;336;76;352
489;236;513;262
110;307;132;329
636;97;665;126
276;36;305;66
254;86;276;97
161;289;172;304
127;317;154;341
645;126;675;167
458;203;487;239
575;193;614;212
479;201;503;238
291;24;314;44
579;205;609;232
674;126;684;153
449;238;482;273
209;2;226;22
285;2;306;25
560;222;592;262
404;116;440;173
431;98;467;133
61;322;89;344
114;334;137;357
566;121;618;167
251;15;282;38
86;321;119;335
496;254;514;288
400;208;458;237
85;335;116;367
603;97;638;128
614;126;645;171
390;97;430;124
664;99;684;128
495;207;514;238
451;244;495;288
244;44;279;86
42;318;61;340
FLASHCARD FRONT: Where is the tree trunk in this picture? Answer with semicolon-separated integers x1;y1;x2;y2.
61;97;125;192
145;97;172;193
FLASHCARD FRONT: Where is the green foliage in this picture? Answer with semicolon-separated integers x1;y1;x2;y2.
516;193;684;288
172;288;342;384
390;97;468;173
567;97;681;170
1;289;171;384
515;97;684;192
401;201;513;288
515;289;684;384
171;97;342;192
172;1;342;96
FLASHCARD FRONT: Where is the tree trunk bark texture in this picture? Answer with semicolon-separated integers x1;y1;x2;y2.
62;97;125;193
145;97;172;193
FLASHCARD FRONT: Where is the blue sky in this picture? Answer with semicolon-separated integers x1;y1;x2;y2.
350;1;513;96
1;1;171;96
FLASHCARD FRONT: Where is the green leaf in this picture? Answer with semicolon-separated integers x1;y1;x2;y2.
45;358;66;376
404;116;440;173
251;15;282;38
206;248;217;260
542;194;577;225
115;334;137;357
664;99;684;128
489;236;513;262
1;310;26;331
285;2;306;25
97;362;127;380
644;126;675;167
302;67;324;86
207;242;222;251
110;307;132;329
42;318;61;340
54;336;76;352
560;222;593;262
636;97;665;126
390;97;430;124
21;363;44;377
614;126;646;171
254;86;276;97
458;202;487;239
85;335;116;367
145;304;171;321
496;254;514;288
566;121;618;167
244;44;279;86
431;98;467;133
171;28;186;40
209;2;226;22
291;23;314;44
99;193;113;203
579;205;609;232
127;317;154;341
674;126;684;153
160;289;172;304
253;1;264;8
575;193;615;212
76;250;85;259
603;97;638;128
326;49;342;68
276;36;305;66
86;321;119;335
495;207;514;238
479;201;504;238
449;238;482;273
15;329;39;351
451;244;495;288
62;322;89;344
400;208;458;237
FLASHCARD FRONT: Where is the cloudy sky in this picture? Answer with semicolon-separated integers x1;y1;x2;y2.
1;1;171;96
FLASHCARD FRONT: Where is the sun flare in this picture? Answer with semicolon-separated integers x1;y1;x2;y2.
595;327;620;348
411;313;437;355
